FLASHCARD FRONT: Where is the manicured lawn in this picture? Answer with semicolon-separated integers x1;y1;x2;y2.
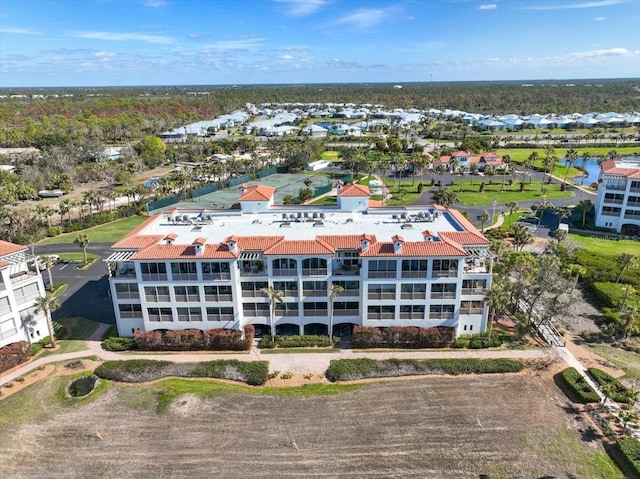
589;345;640;381
56;252;99;262
38;317;99;358
39;216;148;245
497;146;640;163
448;180;573;205
568;233;640;256
499;211;528;230
320;150;340;160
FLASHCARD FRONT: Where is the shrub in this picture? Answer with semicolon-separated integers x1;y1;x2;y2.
0;341;31;374
132;330;164;351
273;335;336;348
260;336;276;349
165;329;204;351
592;282;640;309
204;328;252;351
616;438;640;479
587;367;636;404
103;337;136;352
559;367;600;403
131;328;253;352
452;338;469;349
95;359;268;386
325;358;523;382
352;326;455;349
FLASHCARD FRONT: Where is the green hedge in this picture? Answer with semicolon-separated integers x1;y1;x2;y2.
94;359;269;386
103;337;136;351
452;332;504;349
587;367;636;404
593;282;640;309
559;367;600;403
352;326;455;349
325;358;523;382
260;335;337;349
616;438;640;479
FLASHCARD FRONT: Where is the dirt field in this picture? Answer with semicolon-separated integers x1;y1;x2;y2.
0;373;622;479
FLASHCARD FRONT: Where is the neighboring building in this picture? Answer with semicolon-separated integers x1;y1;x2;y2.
106;184;493;339
595;158;640;235
437;151;505;171
0;241;49;349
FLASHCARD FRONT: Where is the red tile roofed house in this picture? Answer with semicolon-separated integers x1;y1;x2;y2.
437;150;504;171
0;240;50;349
106;184;493;339
595;157;640;235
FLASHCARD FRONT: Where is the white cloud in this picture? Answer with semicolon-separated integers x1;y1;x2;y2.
275;0;329;16
334;8;393;29
478;4;498;10
564;47;633;58
72;31;174;44
0;27;41;35
204;37;267;51
523;0;628;11
593;16;606;20
280;54;293;60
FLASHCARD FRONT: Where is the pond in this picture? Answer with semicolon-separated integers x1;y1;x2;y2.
560;155;640;185
67;375;98;398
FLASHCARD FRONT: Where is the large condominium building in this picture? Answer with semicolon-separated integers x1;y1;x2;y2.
0;241;49;348
595;157;640;235
106;183;493;338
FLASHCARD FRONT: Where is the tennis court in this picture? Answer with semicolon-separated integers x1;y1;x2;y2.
152;173;335;212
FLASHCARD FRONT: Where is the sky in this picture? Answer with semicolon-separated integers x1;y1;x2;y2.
1;0;639;87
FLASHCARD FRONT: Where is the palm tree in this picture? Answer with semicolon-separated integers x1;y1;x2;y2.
484;279;510;340
431;188;459;209
328;283;344;342
40;255;57;292
523;152;538;185
562;148;578;188
58;198;72;224
262;286;284;339
74;234;90;263
580;151;591;184
510;223;534;251
477;210;490;232
35;292;60;348
615;253;638;283
575;199;594;227
542;147;557;188
505;201;519;226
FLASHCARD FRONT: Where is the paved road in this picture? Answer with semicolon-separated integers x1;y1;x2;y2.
34;242;116;324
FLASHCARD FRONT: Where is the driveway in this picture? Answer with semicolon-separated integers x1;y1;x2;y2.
35;242;116;324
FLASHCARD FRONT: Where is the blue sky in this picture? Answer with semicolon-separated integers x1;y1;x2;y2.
1;0;639;87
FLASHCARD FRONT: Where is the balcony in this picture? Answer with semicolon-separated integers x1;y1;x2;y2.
10;270;38;284
368;271;396;279
115;291;139;300
145;295;171;302
205;294;233;302
400;313;424;320
303;290;326;297
113;266;137;278
276;310;299;317
172;273;198;281
463;261;489;274
208;314;234;322
368;313;395;320
141;273;168;281
333;265;361;276
174;295;200;303
429;312;455;320
603;198;624;205
461;288;486;296
605;184;627;191
239;268;266;277
630;187;640;193
303;309;328;317
272;268;297;277
401;271;427;279
460;308;483;315
340;289;360;297
624;213;640;220
243;310;269;318
202;272;231;281
430;292;456;300
431;270;457;278
302;268;327;276
601;211;621;217
367;293;396;301
400;293;426;300
334;309;360;316
119;312;143;319
241;291;267;298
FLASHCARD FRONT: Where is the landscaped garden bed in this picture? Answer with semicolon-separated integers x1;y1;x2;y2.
94;359;269;386
558;367;600;403
325;358;523;382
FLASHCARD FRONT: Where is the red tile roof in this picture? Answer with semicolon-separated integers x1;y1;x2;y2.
112;235;164;250
317;235;369;250
602;160;640;178
451;150;471;157
264;240;334;255
193;237;207;245
338;184;370;197
0;240;26;257
360;241;467;257
448;209;488;239
0;260;10;268
391;235;404;242
368;199;384;208
239;185;276;201
440;231;491;246
132;243;235;260
165;233;178;241
224;236;284;252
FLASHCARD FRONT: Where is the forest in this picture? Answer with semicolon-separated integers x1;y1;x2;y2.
1;78;639;148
